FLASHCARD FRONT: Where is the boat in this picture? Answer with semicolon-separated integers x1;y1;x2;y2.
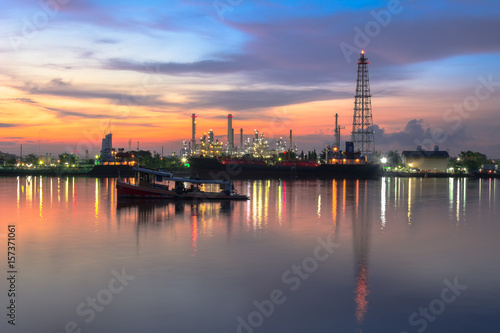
189;157;380;179
116;167;249;200
88;164;135;177
188;142;380;180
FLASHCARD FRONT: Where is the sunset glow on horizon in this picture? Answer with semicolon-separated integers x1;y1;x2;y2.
1;0;500;157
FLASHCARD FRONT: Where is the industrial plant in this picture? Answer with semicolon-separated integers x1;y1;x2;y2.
182;50;376;165
181;113;298;158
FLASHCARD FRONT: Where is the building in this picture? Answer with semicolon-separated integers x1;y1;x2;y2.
184;113;299;158
402;146;449;171
99;133;136;166
100;133;113;162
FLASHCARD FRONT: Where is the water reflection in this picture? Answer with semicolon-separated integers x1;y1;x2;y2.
332;179;337;230
317;194;321;218
191;209;198;256
408;178;412;225
26;175;33;204
456;179;461;222
277;180;283;223
380;177;386;228
50;178;53;207
355;179;359;216
342;179;346;217
5;175;500;332
352;180;371;325
116;199;236;251
343;177;497;326
16;176;21;211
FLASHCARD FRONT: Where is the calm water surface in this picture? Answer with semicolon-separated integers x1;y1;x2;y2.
1;176;499;333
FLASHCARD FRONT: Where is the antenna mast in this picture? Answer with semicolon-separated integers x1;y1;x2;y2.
351;50;375;155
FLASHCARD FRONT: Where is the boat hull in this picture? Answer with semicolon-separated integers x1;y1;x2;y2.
188;157;381;180
116;180;248;200
88;165;135;177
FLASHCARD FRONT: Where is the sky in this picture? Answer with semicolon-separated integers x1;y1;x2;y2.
1;0;499;158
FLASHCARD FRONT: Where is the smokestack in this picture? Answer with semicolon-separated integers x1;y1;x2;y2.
227;114;233;149
191;114;196;142
191;113;196;153
240;128;243;152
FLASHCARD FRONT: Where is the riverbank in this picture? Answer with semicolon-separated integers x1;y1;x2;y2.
381;171;473;178
1;167;497;179
0;165;191;178
0;167;91;176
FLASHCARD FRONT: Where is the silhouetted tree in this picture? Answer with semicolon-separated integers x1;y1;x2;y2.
458;151;489;172
386;150;402;167
58;153;77;165
307;150;317;160
319;149;327;160
24;154;39;165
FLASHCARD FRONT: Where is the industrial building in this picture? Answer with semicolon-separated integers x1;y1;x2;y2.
183;113;297;158
99;132;136;166
184;51;375;160
402;146;449;171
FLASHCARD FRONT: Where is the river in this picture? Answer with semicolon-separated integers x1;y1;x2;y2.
1;176;499;333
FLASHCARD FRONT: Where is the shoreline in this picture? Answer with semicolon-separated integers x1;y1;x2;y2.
380;171;473;178
1;167;497;179
0;166;189;178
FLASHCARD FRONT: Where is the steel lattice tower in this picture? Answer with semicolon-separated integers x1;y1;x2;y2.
351;50;375;155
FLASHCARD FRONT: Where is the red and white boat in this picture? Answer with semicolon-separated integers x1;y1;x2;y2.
116;167;249;200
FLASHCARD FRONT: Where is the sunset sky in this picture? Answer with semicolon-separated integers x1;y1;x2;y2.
1;0;499;158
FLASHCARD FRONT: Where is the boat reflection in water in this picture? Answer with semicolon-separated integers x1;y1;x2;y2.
116;199;235;251
116;199;234;217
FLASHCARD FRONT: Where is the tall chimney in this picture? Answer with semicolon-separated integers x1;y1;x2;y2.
240;128;243;152
227;114;233;150
191;113;196;153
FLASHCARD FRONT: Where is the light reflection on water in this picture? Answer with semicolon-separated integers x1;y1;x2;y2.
2;176;499;332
